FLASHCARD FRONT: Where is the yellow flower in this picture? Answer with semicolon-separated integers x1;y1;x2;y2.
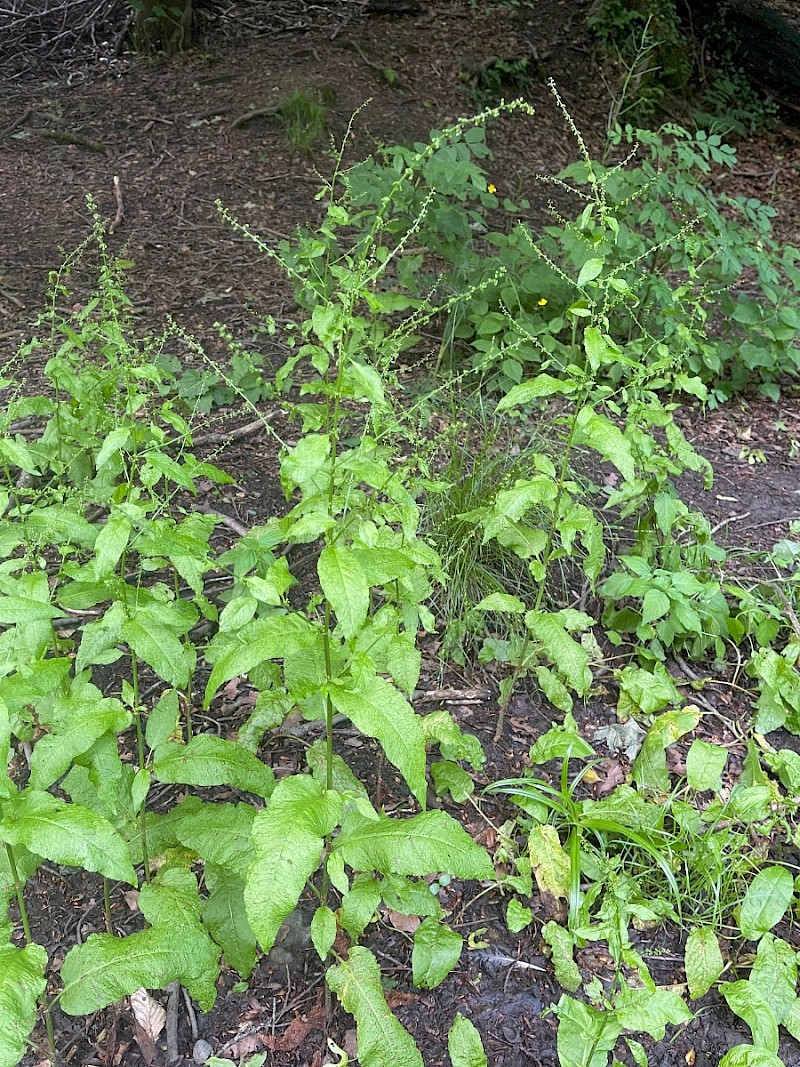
538;298;548;306
487;183;497;194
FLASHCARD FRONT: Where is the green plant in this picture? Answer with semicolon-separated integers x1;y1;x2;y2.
587;0;691;123
1;113;537;1065
276;87;333;156
694;70;778;138
464;56;532;107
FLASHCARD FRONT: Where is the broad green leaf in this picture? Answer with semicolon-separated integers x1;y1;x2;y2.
614;986;692;1039
0;790;135;885
474;593;526;614
542;920;581;992
578;259;604;287
739;867;794;941
318;545;369;639
686;740;728;792
749;934;797;1025
244;775;341;953
0;596;63;624
334;810;493;880
529;824;570;900
448;1014;487;1067
506;898;533;933
495;374;576;412
63;867;220;1013
204;614;314;705
330;675;427;806
421;711;485;769
632;707;701;793
327;946;424;1067
411;917;462;989
29;698;131;790
381;873;441;918
203;866;257;979
641;588;671;625
685;927;724;1000
431;760;474;802
617;663;682;718
310;905;337;960
145;689;181;750
784;1000;800;1042
719;1047;785;1067
0;942;47;1067
92;512;132;578
721;981;779;1053
340;874;382;938
385;631;422;696
529;712;594;762
121;612;191;688
555;994;621;1067
534;665;574;713
154;735;275;799
61;924;219;1014
168;797;256;877
526;611;591;694
573;406;635;482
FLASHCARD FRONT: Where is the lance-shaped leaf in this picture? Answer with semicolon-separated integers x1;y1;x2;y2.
334;810;493;880
204;614;314;705
529;824;570;900
749;934;797;1026
203;866;258;979
61;868;220;1013
121;607;194;689
327;946;424;1067
412;918;463;989
29;697;131;790
448;1014;487;1067
739;866;794;942
526;611;591;695
721;981;779;1054
61;924;219;1015
153;735;275;799
0;942;47;1067
318;545;370;639
685;927;724;1000
168;797;256;877
573;406;635;482
330;676;427;807
244;776;342;953
0;789;135;885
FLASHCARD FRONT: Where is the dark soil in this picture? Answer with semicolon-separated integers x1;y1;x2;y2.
3;2;800;1066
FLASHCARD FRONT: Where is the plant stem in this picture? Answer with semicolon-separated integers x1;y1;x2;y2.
5;842;32;943
6;842;57;1064
130;651;151;884
103;877;113;933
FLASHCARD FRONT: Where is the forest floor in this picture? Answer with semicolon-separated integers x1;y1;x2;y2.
3;1;800;1065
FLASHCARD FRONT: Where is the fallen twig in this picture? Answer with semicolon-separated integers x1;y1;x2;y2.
108;174;124;235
